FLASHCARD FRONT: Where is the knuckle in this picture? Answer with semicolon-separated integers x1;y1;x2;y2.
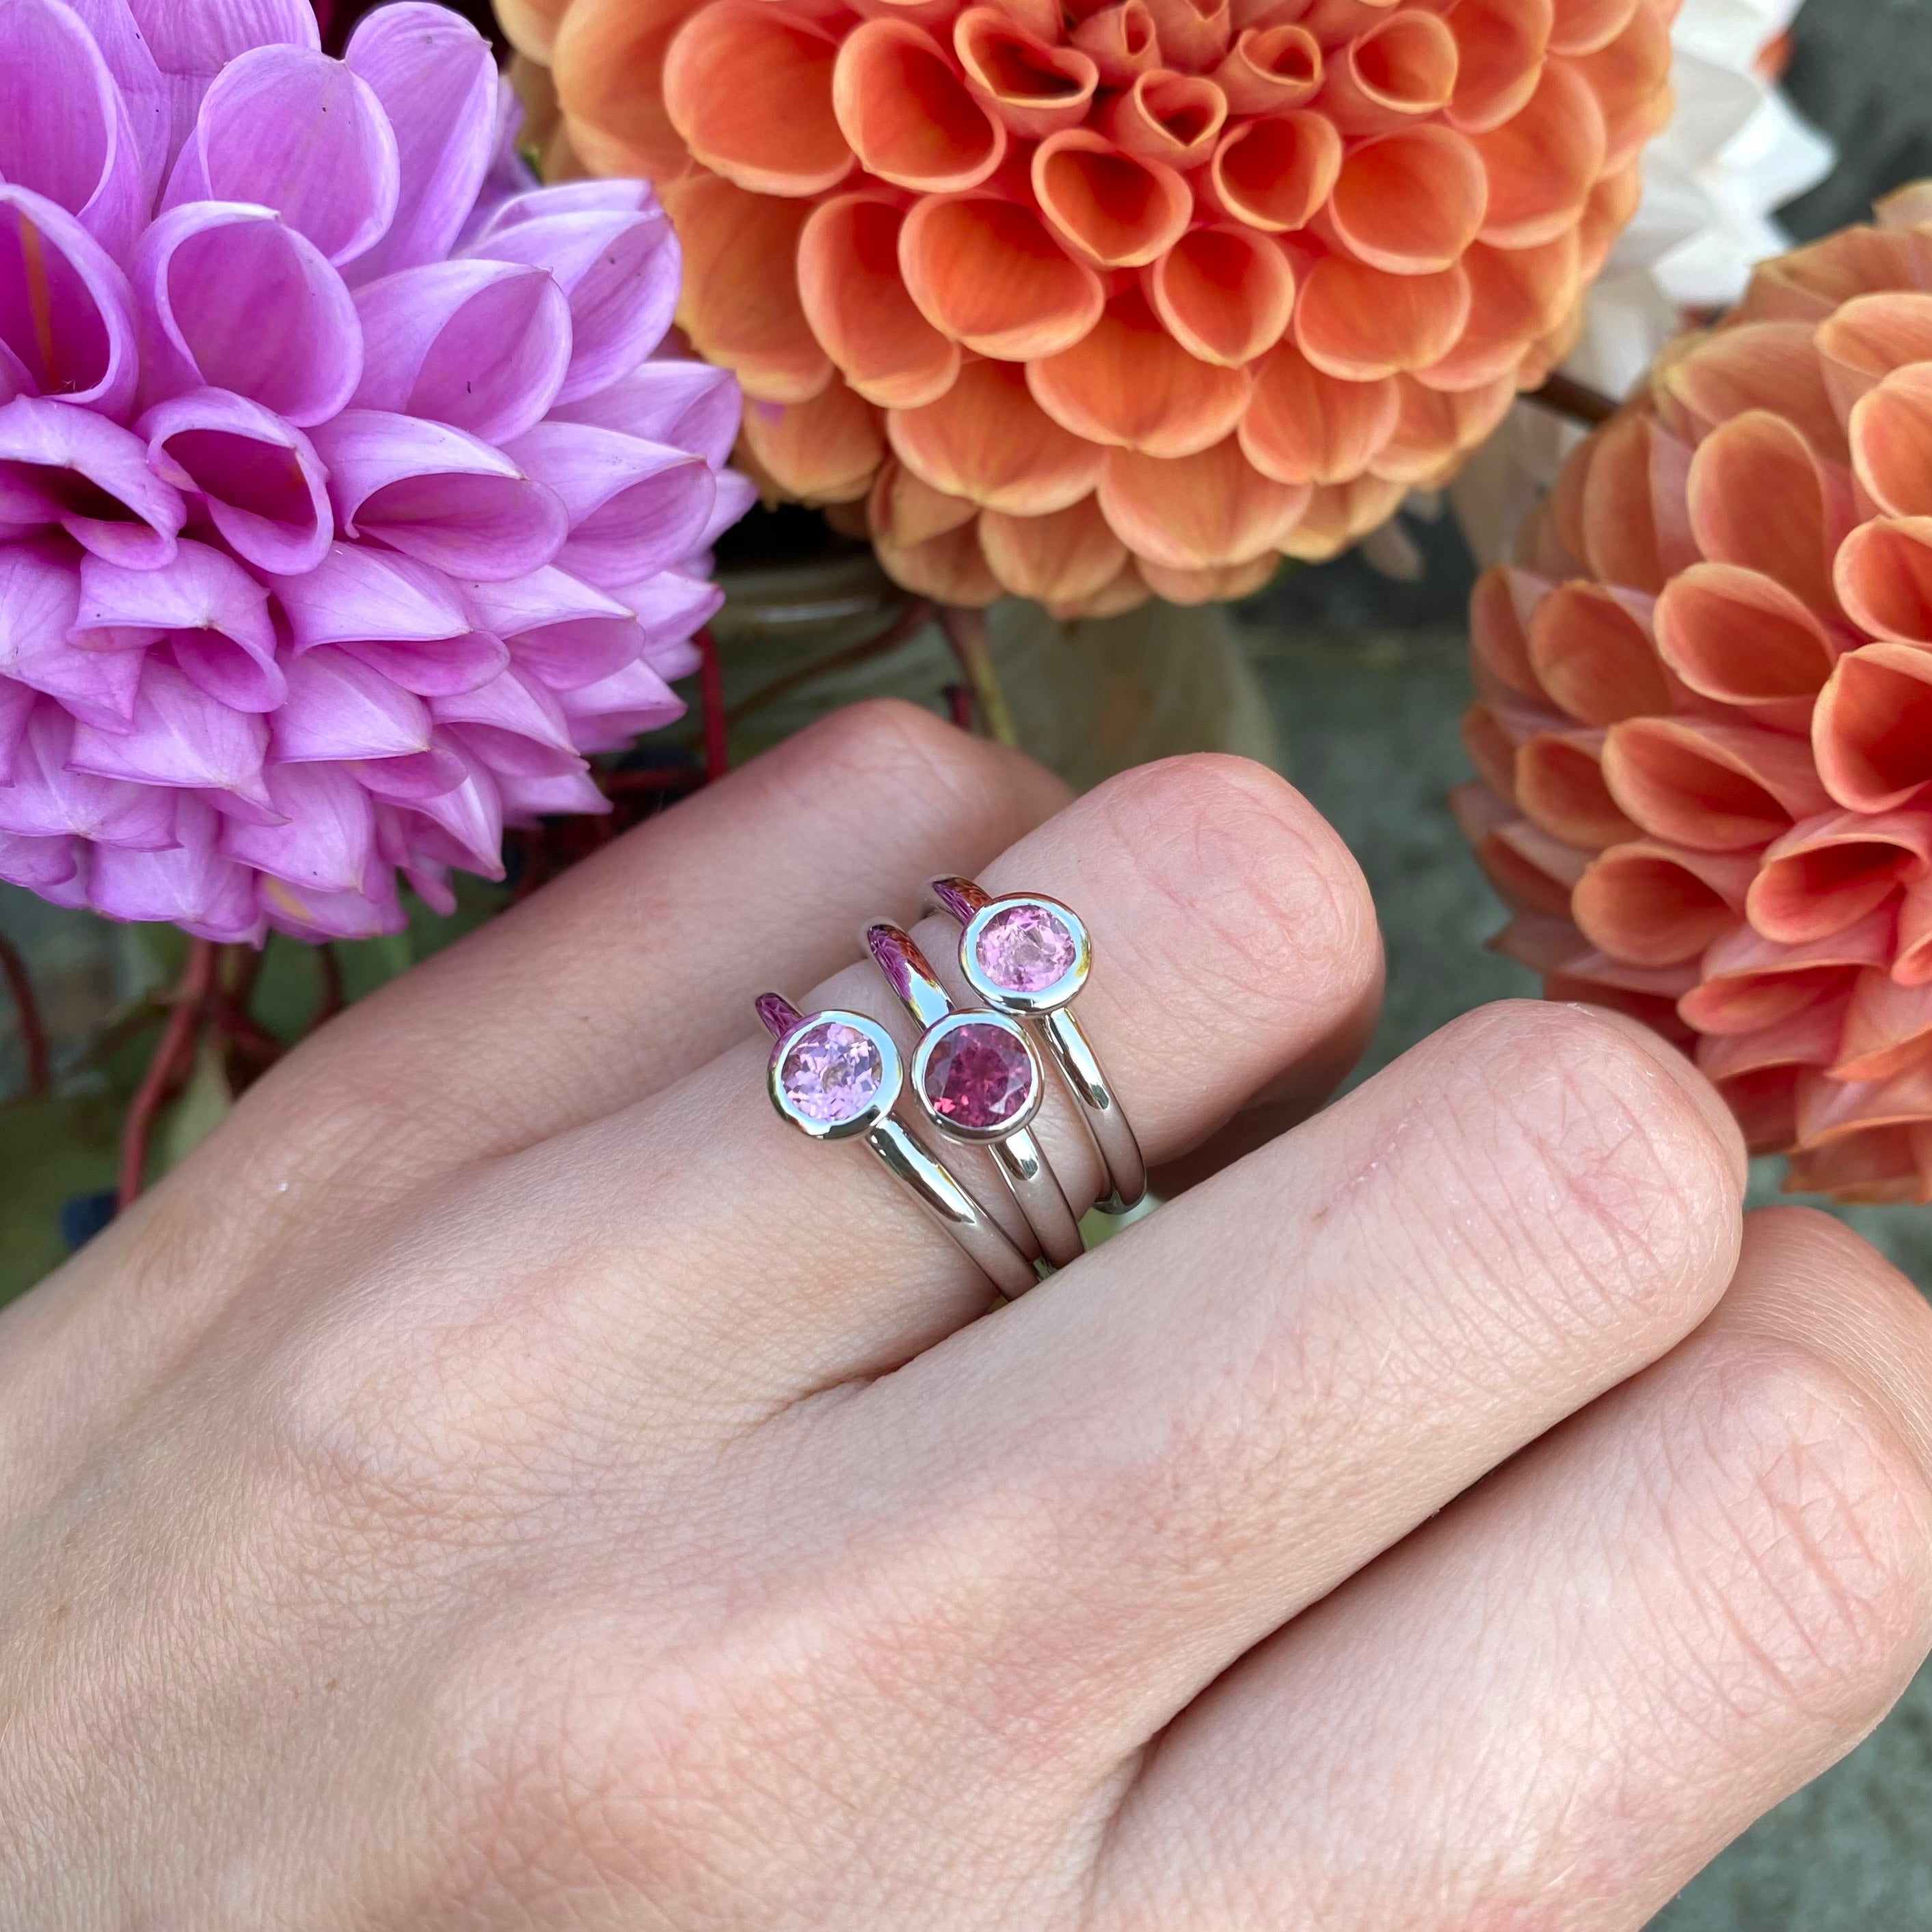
1098;755;1379;1029
1423;1001;1741;1337
1673;1339;1932;1732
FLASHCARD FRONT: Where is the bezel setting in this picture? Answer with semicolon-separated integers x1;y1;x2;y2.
911;1009;1046;1144
767;1010;902;1142
958;894;1092;1015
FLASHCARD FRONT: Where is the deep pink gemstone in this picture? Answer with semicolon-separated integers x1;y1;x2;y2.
922;1021;1033;1131
975;903;1076;994
779;1020;883;1124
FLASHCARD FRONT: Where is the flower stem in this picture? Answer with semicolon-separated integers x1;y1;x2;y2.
939;606;1020;751
118;939;216;1212
0;932;50;1099
1528;373;1618;428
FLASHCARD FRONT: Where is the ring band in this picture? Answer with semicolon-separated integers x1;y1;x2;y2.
928;878;1148;1212
756;993;1039;1300
863;923;1086;1271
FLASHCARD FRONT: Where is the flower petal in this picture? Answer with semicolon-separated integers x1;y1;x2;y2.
1098;435;1307;571
549;357;742;470
0;184;138;417
131;202;362;426
137;386;333;574
162;44;399;269
0;826;80;891
91;791;262;939
0;393;183;565
556;654;684;748
308;408;570;580
220;758;375;893
469;564;647;692
343;2;498;282
273;643;432;763
68;656;272;815
594;565;721;675
0;697;176;844
431;662;583;778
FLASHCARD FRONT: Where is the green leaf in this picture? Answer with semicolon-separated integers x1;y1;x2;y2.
0;1092;122;1308
157;1030;232;1176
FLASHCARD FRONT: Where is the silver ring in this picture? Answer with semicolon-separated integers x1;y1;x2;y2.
928;878;1148;1212
756;993;1038;1300
862;923;1086;1271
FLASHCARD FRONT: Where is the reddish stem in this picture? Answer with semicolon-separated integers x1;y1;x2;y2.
1529;373;1618;428
0;931;51;1099
944;684;974;732
118;939;216;1212
697;626;729;781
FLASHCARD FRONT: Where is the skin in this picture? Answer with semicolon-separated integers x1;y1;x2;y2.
1;700;1930;1930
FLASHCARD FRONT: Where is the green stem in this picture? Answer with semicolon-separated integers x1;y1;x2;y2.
939;606;1020;751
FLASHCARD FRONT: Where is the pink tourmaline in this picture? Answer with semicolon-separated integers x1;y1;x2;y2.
923;1021;1034;1130
780;1021;882;1123
976;903;1076;994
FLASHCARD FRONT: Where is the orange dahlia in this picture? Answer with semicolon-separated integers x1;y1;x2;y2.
509;0;1676;614
1455;187;1932;1205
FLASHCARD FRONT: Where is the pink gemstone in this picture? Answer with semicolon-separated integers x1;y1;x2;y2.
922;1021;1034;1131
975;903;1076;994
780;1020;883;1124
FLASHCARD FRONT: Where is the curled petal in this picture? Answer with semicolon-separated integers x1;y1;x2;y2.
660;174;830;404
888;358;1104;514
1099;435;1307;571
1441;0;1551;133
1237;343;1395;486
1696;997;1848;1084
1750;808;1932;948
1278;473;1406;560
0;394;183;565
1415;232;1578;392
471;200;681;405
432;664;582;779
550;358;742;470
1293;257;1471;381
1685;407;1854;613
0;0;148;263
334;629;509;700
139;387;332;574
1031;131;1190;271
1572;840;1754;966
68;658;271;813
92;794;261;941
1653;562;1840;729
1833;515;1932;645
353;258;570;446
1683;911;1894;1038
1548;0;1637;57
132;202;362;426
868;455;979;548
343;3;499;281
163;46;399;269
273;643;431;762
222;759;375;893
956;7;1098;139
1566;0;1672;171
1319;126;1487;276
831;18;1005;193
1070;1;1158;85
874;513;1002;606
76;539;281;714
1144;224;1295;368
1662;323;1846;463
0;185;138;418
556;655;684;748
797;196;961;411
0;539;143;729
0;667;34;778
257;869;403;941
1028;289;1249;459
978;497;1126;603
1601;716;1830;853
0;827;80;891
1319;8;1458;134
1213;25;1321;114
66;0;170;198
665;2;852;196
1782;1125;1932;1205
310;409;570;581
1101;70;1228;170
509;420;716;585
265;540;472;652
1736;224;1921;325
470;565;647;692
0;699;176;844
1813;641;1932;814
900;193;1104;360
1135;554;1272;605
611;568;722;675
1470;57;1603;248
1516;727;1639;848
741;379;885;505
1205;110;1339;234
124;0;320;155
1144;0;1229;70
1849;363;1932;519
550;0;700;183
1470;563;1548;699
1368;373;1514;485
1525;580;1667;725
1451;783;1589;919
1814;291;1932;423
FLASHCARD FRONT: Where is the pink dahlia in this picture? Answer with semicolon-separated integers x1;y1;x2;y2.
0;0;748;943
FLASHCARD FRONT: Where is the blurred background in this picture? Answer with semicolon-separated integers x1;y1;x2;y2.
3;0;1930;1922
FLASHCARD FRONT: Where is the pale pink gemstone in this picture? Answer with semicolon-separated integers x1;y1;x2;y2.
923;1021;1033;1130
975;903;1075;994
780;1020;883;1123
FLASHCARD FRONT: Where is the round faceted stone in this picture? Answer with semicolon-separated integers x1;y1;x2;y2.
923;1021;1034;1131
779;1020;883;1125
975;902;1077;994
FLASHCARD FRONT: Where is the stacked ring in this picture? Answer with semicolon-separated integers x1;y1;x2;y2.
929;879;1147;1212
863;923;1085;1271
755;993;1038;1300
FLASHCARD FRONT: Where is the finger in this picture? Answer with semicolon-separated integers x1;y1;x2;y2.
792;1001;1745;1762
366;755;1385;1429
1090;1208;1932;1931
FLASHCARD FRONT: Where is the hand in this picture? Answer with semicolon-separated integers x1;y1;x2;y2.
3;703;1930;1931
